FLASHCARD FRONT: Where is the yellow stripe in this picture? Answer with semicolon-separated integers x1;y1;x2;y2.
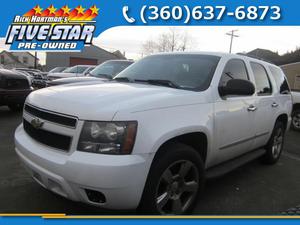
0;214;300;219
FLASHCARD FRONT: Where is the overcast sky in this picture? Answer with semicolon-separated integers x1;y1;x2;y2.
1;26;300;64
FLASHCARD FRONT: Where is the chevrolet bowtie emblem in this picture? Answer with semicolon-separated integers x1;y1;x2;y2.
31;118;44;129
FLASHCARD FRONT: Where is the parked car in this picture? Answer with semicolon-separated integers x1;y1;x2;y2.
0;69;32;111
13;70;33;85
14;68;47;89
291;91;300;131
48;67;68;74
47;65;96;81
47;60;133;86
15;52;292;214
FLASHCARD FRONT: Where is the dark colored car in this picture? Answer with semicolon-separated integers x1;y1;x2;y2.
47;60;134;86
0;69;32;111
14;68;47;89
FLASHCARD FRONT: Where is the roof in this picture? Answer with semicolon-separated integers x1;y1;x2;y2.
0;50;22;64
89;44;127;59
280;61;300;67
0;50;39;62
24;52;39;60
149;51;278;66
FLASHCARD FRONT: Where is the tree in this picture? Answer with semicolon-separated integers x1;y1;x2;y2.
141;28;195;56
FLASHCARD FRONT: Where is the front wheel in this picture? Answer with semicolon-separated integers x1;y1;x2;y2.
291;110;300;131
262;121;285;164
138;142;204;215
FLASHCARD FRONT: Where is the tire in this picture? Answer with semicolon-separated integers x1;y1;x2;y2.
291;110;300;131
262;121;285;164
138;142;205;215
8;103;23;112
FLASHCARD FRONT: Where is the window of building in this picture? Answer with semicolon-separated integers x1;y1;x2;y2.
250;62;272;96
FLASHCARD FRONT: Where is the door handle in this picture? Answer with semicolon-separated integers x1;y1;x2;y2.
272;102;279;108
247;105;257;112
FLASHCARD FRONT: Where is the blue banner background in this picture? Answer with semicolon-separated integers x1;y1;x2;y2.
0;0;299;38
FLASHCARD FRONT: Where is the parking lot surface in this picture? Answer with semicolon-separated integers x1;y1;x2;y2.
0;105;300;215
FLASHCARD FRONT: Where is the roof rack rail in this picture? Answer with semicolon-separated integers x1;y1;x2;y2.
236;53;275;64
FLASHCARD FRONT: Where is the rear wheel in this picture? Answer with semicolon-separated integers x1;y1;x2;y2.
8;103;23;112
291;110;300;131
139;142;204;215
262;121;285;164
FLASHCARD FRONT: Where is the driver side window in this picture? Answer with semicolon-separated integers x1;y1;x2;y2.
219;59;249;87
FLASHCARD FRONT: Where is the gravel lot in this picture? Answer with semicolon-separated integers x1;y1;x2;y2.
0;105;300;215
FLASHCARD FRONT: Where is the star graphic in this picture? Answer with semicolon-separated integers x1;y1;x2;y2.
33;5;43;15
90;5;99;15
47;5;56;14
61;5;70;14
76;5;85;15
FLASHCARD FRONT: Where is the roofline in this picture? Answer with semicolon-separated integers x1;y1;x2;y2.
280;61;300;67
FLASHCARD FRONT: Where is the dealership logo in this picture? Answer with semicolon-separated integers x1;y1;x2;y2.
5;5;99;51
31;118;44;129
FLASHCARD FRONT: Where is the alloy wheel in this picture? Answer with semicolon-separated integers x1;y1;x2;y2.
272;128;283;159
292;112;300;129
155;160;199;215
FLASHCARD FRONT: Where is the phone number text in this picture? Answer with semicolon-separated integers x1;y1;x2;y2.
138;5;281;23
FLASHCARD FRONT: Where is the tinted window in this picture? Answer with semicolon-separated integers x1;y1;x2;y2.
251;62;272;95
90;61;133;78
64;66;88;73
269;66;290;94
116;54;220;91
219;59;249;87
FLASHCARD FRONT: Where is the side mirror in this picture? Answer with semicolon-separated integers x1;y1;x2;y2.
219;79;255;97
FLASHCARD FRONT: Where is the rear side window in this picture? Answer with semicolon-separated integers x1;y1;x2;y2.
250;62;272;96
219;59;249;87
269;66;290;94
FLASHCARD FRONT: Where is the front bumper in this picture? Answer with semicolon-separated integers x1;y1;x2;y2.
15;124;154;210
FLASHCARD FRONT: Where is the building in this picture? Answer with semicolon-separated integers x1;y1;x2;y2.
0;51;39;69
46;45;126;71
281;62;300;91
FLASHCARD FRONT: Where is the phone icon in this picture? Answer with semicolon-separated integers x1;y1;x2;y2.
122;6;135;23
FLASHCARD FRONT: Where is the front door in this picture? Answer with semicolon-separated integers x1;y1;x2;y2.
213;59;256;166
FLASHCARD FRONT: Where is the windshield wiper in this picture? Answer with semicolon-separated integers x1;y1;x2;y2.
114;77;134;82
91;73;112;79
134;79;180;89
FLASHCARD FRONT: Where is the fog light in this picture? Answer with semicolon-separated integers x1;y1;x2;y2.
85;189;106;204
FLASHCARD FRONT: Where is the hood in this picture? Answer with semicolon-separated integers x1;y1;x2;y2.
26;82;208;121
49;76;107;85
48;72;80;79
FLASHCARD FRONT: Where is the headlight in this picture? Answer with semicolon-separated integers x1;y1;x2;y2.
77;121;137;154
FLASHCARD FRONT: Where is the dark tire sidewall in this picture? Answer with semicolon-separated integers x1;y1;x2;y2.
138;142;205;215
292;110;300;131
263;121;285;164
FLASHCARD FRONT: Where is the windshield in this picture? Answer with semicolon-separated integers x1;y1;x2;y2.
115;54;220;91
63;66;88;73
89;61;132;79
49;67;66;73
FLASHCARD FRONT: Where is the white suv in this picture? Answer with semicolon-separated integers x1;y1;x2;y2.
15;52;292;215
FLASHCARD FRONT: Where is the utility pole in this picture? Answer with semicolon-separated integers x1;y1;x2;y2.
34;51;37;69
226;30;239;53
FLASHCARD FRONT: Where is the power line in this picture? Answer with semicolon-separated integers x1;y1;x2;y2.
226;30;239;53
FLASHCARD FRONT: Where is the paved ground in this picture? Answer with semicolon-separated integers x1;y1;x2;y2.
0;105;300;215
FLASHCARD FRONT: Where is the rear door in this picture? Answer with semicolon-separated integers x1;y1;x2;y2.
250;62;275;149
